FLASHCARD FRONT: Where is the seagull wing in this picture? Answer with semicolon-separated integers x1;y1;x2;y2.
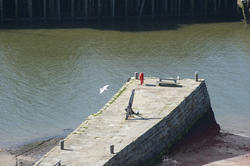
99;88;105;94
99;85;110;94
104;85;109;89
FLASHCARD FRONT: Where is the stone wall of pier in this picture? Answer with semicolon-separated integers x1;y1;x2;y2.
105;80;217;166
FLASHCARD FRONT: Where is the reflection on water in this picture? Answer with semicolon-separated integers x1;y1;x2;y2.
0;21;249;148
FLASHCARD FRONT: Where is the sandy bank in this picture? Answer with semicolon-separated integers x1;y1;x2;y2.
158;110;250;166
0;137;64;166
0;151;15;166
160;131;250;166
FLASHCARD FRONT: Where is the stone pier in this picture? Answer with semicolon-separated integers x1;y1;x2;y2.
35;77;218;166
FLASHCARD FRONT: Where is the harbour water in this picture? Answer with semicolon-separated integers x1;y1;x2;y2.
0;20;249;148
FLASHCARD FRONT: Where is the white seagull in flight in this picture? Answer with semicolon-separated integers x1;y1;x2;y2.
99;85;109;94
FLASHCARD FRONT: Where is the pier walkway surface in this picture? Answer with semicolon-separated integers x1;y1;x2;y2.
35;77;203;166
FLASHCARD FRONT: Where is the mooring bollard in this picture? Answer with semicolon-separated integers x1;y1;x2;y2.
195;72;199;82
60;140;64;150
134;72;138;79
110;145;114;154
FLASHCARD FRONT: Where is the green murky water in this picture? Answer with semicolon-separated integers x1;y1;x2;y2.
0;21;249;148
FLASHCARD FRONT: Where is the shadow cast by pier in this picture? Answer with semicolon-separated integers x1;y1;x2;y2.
162;132;250;166
157;111;250;166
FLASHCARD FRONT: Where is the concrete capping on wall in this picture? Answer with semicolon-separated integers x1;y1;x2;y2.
104;80;216;166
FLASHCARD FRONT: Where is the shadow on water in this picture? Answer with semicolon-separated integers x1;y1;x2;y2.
0;17;242;32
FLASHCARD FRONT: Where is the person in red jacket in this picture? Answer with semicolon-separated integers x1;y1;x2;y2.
139;72;144;85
